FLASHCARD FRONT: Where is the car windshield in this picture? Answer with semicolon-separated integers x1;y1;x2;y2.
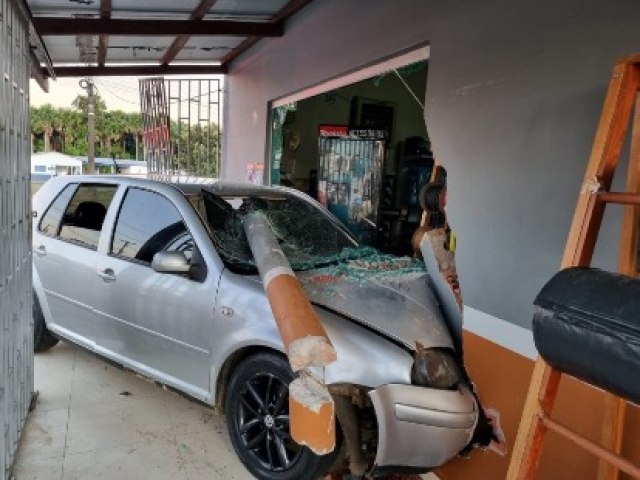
192;188;366;274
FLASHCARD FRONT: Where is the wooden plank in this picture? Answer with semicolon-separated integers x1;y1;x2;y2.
33;18;284;37
271;0;314;23
99;0;112;18
510;58;640;480
597;92;640;480
617;93;640;275
221;0;315;68
191;0;219;19
560;60;640;269
598;394;628;480
541;416;640;478
98;0;112;67
506;359;560;480
52;64;227;77
596;191;640;205
161;0;220;66
98;35;109;67
29;52;49;93
618;53;640;65
221;36;260;65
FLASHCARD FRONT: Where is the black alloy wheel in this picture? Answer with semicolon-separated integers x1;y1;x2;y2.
225;353;339;480
237;371;302;471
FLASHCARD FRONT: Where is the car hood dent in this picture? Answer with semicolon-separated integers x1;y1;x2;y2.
297;267;455;351
246;254;457;351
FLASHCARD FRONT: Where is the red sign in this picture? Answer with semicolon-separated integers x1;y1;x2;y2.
319;125;349;137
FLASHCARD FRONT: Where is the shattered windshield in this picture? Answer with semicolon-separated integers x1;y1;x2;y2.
193;188;365;274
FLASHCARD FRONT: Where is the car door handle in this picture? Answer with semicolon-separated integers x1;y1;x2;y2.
97;268;116;282
34;245;47;257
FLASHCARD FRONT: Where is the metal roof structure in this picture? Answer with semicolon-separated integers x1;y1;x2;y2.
24;0;313;89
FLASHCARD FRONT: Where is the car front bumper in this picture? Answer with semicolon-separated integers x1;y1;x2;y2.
369;384;478;474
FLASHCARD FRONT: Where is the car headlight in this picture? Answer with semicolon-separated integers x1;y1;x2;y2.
411;347;462;389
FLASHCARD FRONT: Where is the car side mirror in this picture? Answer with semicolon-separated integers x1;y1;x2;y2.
151;251;191;274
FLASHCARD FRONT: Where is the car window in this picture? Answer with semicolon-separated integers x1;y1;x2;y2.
39;183;78;236
111;188;194;265
198;188;356;274
56;184;118;249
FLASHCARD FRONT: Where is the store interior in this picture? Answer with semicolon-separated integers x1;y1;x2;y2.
269;60;439;256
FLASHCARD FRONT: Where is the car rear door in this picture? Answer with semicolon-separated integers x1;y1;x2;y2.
92;186;218;399
33;182;119;348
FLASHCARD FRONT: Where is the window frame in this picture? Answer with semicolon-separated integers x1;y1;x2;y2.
38;182;119;252
38;182;79;238
108;186;203;276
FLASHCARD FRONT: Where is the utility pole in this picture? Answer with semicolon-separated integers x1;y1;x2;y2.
79;78;96;173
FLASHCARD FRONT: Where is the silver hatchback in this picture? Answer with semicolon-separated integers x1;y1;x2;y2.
32;176;484;479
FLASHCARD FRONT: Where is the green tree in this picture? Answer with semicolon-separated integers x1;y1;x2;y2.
171;120;220;177
32;96;144;160
31;95;221;175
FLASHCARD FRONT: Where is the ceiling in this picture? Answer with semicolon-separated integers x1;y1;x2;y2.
25;0;313;88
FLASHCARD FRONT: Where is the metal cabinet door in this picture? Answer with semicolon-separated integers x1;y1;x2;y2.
92;187;218;398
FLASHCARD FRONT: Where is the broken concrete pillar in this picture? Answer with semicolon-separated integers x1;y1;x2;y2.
243;211;337;455
289;375;336;455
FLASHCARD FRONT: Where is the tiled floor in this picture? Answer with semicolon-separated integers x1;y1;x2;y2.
12;342;250;480
12;341;439;480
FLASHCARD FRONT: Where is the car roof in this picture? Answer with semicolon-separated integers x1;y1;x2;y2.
46;175;300;199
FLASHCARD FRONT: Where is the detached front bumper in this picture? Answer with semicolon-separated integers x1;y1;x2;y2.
369;384;478;474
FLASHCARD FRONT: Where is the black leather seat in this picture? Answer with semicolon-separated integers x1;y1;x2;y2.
73;201;107;231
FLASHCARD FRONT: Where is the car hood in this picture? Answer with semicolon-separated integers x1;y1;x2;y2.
290;255;457;351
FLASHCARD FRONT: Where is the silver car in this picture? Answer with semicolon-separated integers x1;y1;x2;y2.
32;176;485;479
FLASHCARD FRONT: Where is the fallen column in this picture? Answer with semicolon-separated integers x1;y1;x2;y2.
243;211;338;455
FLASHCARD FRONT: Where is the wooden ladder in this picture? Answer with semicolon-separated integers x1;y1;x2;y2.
506;53;640;480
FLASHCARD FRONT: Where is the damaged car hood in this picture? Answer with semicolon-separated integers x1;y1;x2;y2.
296;256;456;351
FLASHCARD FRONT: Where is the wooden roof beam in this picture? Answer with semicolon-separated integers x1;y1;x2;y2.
161;0;219;66
30;51;49;93
221;0;313;67
51;64;227;77
34;18;283;37
98;0;112;67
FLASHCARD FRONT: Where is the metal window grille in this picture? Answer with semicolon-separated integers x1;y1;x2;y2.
0;0;33;478
140;77;221;180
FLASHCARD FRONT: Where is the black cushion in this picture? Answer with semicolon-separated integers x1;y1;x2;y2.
533;267;640;405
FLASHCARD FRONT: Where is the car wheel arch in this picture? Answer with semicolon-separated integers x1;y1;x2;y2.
214;344;286;414
32;267;52;325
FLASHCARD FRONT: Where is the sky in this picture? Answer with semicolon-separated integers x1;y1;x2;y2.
30;75;225;114
30;76;141;112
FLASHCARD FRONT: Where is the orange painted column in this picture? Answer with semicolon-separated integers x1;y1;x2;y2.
244;211;337;455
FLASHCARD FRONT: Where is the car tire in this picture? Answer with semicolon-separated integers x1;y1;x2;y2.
225;352;339;480
33;293;59;352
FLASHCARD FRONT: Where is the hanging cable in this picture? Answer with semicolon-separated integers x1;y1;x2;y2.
393;68;425;110
94;80;140;106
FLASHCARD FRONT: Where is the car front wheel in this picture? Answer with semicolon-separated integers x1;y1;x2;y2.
225;352;339;480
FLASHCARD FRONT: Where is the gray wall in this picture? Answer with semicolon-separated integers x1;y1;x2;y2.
223;0;640;329
0;0;34;478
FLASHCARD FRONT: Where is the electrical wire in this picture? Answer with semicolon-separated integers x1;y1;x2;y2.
94;80;140;106
393;68;425;110
95;78;140;93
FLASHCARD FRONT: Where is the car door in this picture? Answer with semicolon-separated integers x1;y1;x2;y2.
33;182;119;348
93;186;217;398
